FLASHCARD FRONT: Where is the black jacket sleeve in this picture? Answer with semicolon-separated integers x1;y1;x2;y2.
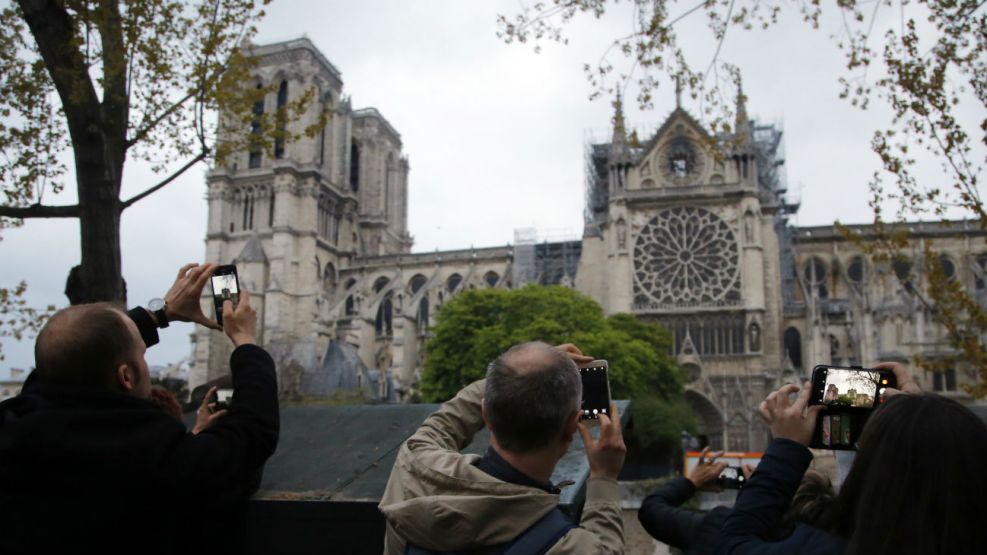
716;439;842;555
638;476;705;550
126;307;160;348
161;344;280;506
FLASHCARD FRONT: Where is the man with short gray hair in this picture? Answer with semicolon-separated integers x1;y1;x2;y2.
379;341;626;554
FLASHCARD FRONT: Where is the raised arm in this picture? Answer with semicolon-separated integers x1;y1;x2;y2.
405;379;486;454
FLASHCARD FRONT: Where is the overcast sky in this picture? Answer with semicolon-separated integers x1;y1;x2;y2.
1;0;980;374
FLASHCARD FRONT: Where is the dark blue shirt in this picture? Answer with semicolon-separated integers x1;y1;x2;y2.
475;446;561;494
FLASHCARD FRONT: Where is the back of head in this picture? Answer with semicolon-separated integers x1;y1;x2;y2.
833;393;987;555
484;342;581;453
34;303;136;390
783;469;835;529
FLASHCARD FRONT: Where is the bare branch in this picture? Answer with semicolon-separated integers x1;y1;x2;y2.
0;203;80;218
120;150;208;209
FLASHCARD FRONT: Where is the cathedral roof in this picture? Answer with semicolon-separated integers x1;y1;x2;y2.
236;234;268;263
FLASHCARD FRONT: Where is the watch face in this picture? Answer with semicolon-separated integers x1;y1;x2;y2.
148;298;165;311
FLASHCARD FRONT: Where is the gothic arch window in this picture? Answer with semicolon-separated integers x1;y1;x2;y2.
938;254;956;281
317;191;335;242
804;257;828;298
847;255;867;284
783;327;802;369
318;91;331;166
375;294;393;337
349;143;361;192
727;413;750;452
483;271;500;287
632;207;740;309
241;192;255;230
446;273;462;293
408;274;427;295
344;278;357;316
373;276;390;294
892;255;914;293
268;189;276;227
975;253;987;290
248;82;264;169
384;152;395;218
417;296;429;335
274;80;288;159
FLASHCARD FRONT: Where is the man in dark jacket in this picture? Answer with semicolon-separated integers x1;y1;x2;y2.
0;263;279;555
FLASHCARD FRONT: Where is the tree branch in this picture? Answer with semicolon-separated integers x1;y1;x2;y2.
0;203;80;218
120;150;208;209
126;88;199;149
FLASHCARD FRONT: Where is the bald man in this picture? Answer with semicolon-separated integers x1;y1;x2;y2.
0;263;279;555
379;341;627;555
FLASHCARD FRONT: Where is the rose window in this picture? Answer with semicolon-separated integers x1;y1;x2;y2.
633;207;741;308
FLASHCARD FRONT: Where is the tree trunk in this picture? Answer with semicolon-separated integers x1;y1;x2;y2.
64;197;126;306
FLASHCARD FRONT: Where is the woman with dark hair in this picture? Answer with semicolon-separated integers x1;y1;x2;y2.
717;363;987;555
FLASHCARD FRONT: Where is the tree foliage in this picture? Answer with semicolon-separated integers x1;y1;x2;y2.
420;285;693;451
0;281;53;362
499;0;987;394
0;0;327;357
0;0;325;298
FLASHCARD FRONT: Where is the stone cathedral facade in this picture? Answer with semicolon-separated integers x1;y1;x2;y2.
189;38;985;452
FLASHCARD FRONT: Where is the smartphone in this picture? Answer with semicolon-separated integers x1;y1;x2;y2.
209;265;240;328
579;360;612;421
808;365;896;450
213;388;234;411
717;466;746;489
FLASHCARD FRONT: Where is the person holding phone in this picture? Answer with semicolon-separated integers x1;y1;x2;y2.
379;341;626;555
638;448;753;554
717;362;987;555
0;263;280;555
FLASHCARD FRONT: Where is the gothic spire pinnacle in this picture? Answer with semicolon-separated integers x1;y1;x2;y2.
612;92;627;143
675;75;682;109
611;92;631;163
735;78;749;134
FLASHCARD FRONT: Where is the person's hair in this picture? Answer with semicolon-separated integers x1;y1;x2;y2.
830;393;987;554
34;303;138;389
783;469;835;529
483;342;582;453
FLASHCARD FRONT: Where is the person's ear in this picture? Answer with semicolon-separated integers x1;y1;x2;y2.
115;363;136;392
562;409;580;442
481;398;491;429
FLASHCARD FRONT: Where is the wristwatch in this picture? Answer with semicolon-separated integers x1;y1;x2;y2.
148;298;170;329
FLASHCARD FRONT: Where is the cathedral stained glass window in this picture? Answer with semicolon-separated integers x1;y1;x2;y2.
633;207;741;309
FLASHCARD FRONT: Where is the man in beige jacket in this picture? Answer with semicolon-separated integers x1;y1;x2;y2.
379;342;626;554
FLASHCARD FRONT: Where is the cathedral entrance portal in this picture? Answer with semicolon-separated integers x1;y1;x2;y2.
684;389;725;451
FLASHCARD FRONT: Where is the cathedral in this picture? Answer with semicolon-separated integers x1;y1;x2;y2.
189;38;985;452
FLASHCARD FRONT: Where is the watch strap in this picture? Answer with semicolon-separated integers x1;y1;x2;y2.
153;305;170;329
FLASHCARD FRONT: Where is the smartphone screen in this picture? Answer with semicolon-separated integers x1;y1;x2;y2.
809;365;895;450
214;388;234;410
718;466;745;489
579;361;611;421
210;265;239;327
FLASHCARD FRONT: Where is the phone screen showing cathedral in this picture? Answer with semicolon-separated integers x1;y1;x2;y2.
211;274;239;304
821;368;879;408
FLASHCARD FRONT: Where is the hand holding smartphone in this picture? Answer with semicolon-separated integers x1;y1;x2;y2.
579;360;612;421
209;265;240;328
808;365;896;450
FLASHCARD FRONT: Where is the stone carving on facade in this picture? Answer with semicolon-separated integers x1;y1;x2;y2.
616;218;627;250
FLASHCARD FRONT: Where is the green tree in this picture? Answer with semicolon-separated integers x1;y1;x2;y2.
420;285;693;454
499;0;987;395
0;0;327;359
